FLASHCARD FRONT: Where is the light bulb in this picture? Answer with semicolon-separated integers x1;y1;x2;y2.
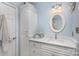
51;6;63;14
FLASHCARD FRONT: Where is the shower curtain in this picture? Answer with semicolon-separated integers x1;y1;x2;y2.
0;15;9;53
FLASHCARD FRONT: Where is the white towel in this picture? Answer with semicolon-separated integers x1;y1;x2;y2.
0;15;9;53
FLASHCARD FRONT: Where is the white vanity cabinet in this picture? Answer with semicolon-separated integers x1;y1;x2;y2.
29;40;77;56
29;41;41;56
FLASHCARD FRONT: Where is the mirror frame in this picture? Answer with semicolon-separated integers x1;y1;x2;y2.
50;14;65;33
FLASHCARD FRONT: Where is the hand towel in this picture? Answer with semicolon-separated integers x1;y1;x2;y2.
0;15;9;53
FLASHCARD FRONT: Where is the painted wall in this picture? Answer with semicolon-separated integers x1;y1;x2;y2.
71;3;79;42
32;2;73;38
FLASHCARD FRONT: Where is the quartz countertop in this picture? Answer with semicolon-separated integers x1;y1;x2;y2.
29;36;77;49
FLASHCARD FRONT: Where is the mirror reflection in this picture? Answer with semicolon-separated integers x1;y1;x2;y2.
52;15;62;30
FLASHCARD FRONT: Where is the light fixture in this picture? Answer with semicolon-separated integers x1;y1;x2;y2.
69;2;76;13
51;3;63;14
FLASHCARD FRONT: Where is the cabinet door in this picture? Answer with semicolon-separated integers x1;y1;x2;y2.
29;41;41;56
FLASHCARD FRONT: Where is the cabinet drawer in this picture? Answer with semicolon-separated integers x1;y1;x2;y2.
41;43;76;55
29;41;41;48
29;47;58;56
29;41;77;56
39;48;60;56
39;47;69;56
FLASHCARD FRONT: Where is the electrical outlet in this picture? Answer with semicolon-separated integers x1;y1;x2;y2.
76;27;79;33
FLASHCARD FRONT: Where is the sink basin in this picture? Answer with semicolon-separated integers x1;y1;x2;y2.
47;36;77;48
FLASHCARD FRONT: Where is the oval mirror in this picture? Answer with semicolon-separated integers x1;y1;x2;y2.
50;14;65;32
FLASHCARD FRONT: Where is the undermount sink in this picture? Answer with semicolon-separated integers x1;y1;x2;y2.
52;37;76;43
47;36;77;48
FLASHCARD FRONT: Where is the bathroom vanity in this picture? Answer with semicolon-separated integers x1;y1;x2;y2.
29;37;77;56
28;4;78;56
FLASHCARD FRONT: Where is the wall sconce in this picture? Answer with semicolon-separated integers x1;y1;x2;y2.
51;3;63;14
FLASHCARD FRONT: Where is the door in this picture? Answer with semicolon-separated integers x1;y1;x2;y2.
20;3;38;56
